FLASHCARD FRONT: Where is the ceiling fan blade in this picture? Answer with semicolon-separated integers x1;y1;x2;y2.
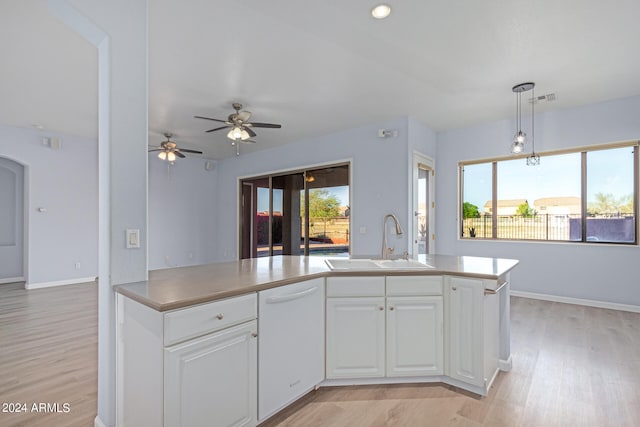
247;122;282;129
240;139;257;144
179;148;203;154
206;125;231;133
237;111;251;122
245;127;256;138
174;150;186;158
148;148;162;152
194;115;228;124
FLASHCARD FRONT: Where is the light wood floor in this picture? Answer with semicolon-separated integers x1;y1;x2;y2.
1;282;639;427
0;281;97;427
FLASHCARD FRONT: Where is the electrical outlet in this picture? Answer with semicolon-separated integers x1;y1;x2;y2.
75;262;81;270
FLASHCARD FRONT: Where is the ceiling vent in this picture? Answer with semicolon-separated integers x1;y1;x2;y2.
529;93;556;104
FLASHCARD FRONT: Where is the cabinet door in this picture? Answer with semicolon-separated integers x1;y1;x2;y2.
326;297;385;378
386;296;443;377
165;321;257;427
446;277;484;387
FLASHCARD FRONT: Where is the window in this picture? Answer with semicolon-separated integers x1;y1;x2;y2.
460;142;638;244
240;164;350;258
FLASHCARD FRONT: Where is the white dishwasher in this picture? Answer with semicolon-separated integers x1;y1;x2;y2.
258;278;325;422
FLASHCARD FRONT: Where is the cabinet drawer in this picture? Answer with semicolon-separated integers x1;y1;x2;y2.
164;293;257;346
386;276;442;296
326;276;385;297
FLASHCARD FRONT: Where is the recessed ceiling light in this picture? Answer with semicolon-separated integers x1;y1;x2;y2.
371;4;391;19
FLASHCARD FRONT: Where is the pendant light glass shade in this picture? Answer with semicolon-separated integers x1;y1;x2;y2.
158;151;167;160
526;153;540;166
511;131;526;153
511;82;539;165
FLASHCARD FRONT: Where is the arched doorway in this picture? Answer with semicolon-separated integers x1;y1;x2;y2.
0;157;25;284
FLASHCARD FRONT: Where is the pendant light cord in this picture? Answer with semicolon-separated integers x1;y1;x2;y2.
531;87;535;154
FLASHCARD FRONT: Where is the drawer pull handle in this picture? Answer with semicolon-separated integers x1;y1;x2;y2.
378;306;384;311
251;332;258;338
216;314;224;320
389;306;395;311
484;281;509;295
451;287;457;291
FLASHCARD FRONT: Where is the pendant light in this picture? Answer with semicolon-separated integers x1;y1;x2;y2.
511;82;540;165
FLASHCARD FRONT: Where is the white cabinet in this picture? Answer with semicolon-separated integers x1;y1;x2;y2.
117;293;258;427
258;279;325;421
165;322;257;427
386;296;443;376
326;276;443;379
445;276;499;391
326;296;386;378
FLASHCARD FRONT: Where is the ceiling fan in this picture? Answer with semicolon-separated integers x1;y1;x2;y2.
194;102;282;142
148;133;203;161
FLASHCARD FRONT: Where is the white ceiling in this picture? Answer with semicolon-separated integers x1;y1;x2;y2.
2;0;640;159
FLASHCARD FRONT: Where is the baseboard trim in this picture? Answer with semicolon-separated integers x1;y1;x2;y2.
498;355;513;372
511;290;640;313
25;276;97;290
0;276;24;284
94;415;107;427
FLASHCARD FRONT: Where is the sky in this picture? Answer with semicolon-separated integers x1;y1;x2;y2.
463;146;634;211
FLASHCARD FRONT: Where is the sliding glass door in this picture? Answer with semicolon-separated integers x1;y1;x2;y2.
240;163;350;258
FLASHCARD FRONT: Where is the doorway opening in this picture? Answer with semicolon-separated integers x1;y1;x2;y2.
240;163;350;258
0;157;25;284
412;153;435;255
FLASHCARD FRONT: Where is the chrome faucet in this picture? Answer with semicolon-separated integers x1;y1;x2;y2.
381;214;403;259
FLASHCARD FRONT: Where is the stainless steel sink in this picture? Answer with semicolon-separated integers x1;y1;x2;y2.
325;258;433;270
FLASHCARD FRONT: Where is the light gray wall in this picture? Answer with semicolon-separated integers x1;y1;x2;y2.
0;124;98;285
148;155;218;270
408;116;437;159
214;117;413;260
436;95;640;306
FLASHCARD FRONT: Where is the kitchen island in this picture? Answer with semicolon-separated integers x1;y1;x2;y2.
116;255;518;427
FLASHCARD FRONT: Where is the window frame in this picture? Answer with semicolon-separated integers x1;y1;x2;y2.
459;140;639;245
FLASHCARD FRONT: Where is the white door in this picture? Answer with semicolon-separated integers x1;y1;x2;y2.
387;296;443;377
0;157;24;283
164;321;257;427
326;297;385;378
258;279;324;421
412;153;434;256
446;277;484;387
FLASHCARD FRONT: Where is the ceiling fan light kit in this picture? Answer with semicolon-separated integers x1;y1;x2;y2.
149;132;203;162
195;102;282;155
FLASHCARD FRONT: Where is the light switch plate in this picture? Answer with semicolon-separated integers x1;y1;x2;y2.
126;229;140;249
